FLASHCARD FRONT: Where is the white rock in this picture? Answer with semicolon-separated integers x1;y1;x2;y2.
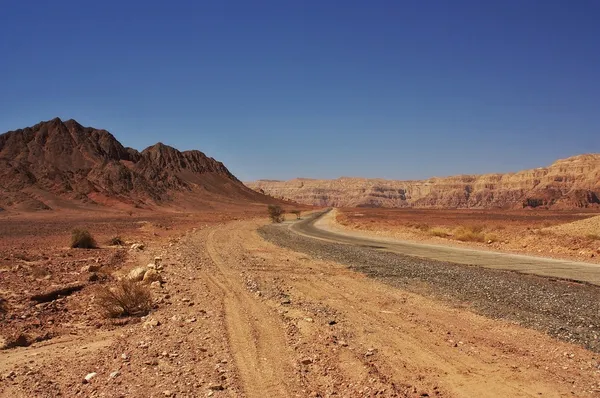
83;372;97;383
128;266;148;282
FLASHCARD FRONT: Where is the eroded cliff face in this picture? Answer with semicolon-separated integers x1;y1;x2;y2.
247;154;600;209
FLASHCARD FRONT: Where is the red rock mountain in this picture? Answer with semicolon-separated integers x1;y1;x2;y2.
0;118;266;210
248;154;600;209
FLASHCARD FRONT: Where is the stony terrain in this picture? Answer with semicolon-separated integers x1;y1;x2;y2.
248;154;600;209
4;214;600;397
0;118;270;211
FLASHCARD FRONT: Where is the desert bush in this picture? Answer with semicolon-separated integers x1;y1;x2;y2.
108;236;124;246
587;233;600;241
453;226;485;242
267;205;285;223
71;229;97;249
0;296;7;314
290;209;302;220
429;227;450;238
484;233;498;243
95;279;153;318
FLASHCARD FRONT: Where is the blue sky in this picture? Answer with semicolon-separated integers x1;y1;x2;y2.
1;1;599;181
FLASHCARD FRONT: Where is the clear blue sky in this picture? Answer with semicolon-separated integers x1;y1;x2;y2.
1;1;599;181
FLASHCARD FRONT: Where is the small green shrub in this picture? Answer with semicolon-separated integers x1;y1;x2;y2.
71;229;97;249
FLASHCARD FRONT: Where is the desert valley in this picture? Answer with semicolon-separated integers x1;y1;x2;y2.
0;118;600;397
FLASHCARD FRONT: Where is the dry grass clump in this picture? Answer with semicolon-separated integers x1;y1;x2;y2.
71;229;97;249
587;233;600;241
429;227;450;238
484;233;499;243
453;226;485;242
268;205;285;223
409;222;431;232
95;279;152;318
108;236;124;246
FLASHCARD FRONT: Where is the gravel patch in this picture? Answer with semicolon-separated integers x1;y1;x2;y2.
260;224;600;353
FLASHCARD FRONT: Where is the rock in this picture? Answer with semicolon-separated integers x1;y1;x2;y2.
143;268;162;283
109;371;120;379
83;372;97;383
328;320;337;325
88;273;99;282
143;318;160;329
130;243;145;251
300;358;313;365
150;281;162;289
487;240;493;244
154;257;162;267
81;264;101;273
185;317;197;323
209;383;225;391
128;266;148;282
121;353;129;361
281;298;291;305
163;390;173;397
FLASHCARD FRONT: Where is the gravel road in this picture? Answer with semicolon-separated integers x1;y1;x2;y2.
260;222;600;353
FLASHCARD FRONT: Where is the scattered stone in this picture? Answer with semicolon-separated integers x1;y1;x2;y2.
81;264;101;273
130;243;145;251
143;269;162;283
163;390;173;397
121;353;129;361
338;340;348;347
150;281;162;289
143;318;160;329
109;371;120;379
328;320;337;325
281;298;291;305
209;383;225;391
128;266;148;282
185;317;197;323
300;358;313;365
83;372;97;383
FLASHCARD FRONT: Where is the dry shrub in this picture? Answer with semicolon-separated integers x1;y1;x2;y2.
410;223;430;232
108;236;124;246
586;233;600;241
429;227;450;238
268;205;285;223
71;229;97;249
484;233;498;243
453;226;485;242
0;296;8;314
29;265;50;278
95;279;152;318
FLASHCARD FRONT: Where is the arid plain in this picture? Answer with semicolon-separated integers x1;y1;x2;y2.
2;119;600;397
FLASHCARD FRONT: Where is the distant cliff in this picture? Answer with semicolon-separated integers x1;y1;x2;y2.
247;154;600;209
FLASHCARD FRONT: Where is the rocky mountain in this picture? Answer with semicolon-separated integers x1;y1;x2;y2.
248;154;600;209
0;118;266;210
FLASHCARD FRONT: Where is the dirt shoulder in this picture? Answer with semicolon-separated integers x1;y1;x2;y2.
334;208;600;264
3;214;600;397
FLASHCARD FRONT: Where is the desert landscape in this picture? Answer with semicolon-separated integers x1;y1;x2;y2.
1;119;600;397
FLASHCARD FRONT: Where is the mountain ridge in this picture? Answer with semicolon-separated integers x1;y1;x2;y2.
248;154;600;209
0;118;266;211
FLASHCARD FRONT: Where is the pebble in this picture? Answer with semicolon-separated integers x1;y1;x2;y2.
109;371;120;379
209;383;225;391
83;372;97;383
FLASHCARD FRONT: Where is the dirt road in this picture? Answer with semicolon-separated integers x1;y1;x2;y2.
293;210;600;285
2;218;600;397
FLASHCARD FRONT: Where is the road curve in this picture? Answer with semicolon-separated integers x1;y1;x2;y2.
291;210;600;286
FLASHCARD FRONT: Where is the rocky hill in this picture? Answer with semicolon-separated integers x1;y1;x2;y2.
0;118;267;210
248;154;600;209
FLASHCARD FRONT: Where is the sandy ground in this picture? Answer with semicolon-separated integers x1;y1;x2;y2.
335;208;600;263
2;211;600;397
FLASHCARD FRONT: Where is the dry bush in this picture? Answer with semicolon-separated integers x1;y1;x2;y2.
587;233;600;241
95;279;152;318
453;226;485;242
108;236;124;246
268;205;285;223
29;265;50;278
410;223;430;232
0;296;8;314
484;233;498;243
290;209;302;220
71;229;97;249
429;227;450;238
